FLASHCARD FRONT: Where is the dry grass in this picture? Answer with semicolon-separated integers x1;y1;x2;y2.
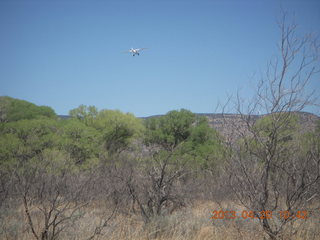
0;200;319;240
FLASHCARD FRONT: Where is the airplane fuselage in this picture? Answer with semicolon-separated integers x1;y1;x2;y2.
130;48;140;56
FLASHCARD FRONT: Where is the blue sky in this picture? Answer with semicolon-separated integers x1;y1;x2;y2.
1;0;319;117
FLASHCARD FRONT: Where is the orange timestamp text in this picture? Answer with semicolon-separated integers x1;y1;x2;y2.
211;210;308;220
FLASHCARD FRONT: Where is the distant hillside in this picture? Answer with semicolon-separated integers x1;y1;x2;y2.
60;112;319;141
58;115;71;119
203;112;319;142
143;112;319;142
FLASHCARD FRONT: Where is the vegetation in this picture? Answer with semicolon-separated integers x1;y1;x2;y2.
220;13;320;240
0;95;318;240
0;96;56;122
0;14;319;240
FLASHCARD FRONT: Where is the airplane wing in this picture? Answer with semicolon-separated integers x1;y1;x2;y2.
137;48;147;51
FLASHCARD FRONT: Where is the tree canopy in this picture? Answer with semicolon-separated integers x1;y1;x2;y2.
0;96;56;122
144;109;225;169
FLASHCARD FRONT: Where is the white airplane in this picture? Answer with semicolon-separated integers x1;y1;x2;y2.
125;48;147;56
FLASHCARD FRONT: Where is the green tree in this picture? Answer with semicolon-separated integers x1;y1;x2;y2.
0;96;10;123
92;110;144;154
0;96;56;122
69;105;144;155
182;117;225;170
144;109;225;170
69;104;98;125
58;119;100;165
144;109;196;150
0;118;59;166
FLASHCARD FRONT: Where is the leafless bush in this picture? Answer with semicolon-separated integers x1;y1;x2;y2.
15;171;89;239
106;150;192;224
10;149;112;240
221;12;320;240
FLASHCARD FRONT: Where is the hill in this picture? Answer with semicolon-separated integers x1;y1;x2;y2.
142;112;320;142
206;112;319;141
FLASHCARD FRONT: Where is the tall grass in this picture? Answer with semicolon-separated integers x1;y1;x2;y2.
0;201;318;240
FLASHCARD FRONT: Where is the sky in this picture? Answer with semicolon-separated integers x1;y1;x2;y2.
1;0;319;117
